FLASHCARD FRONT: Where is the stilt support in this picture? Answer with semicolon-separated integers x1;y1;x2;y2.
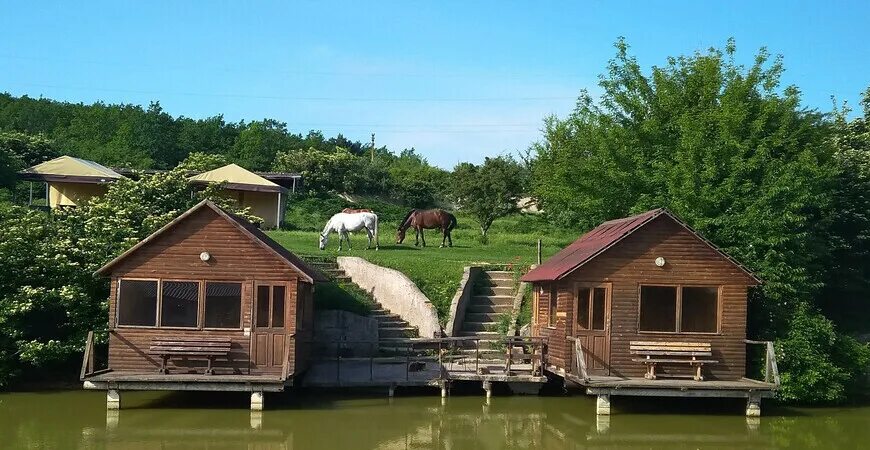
388;385;396;397
250;391;264;411
483;380;492;399
107;389;121;410
746;393;761;417
439;380;448;398
596;394;611;415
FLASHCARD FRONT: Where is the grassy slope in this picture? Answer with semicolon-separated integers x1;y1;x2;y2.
268;210;578;322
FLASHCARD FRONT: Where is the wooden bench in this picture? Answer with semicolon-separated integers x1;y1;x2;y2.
630;341;718;381
149;337;232;375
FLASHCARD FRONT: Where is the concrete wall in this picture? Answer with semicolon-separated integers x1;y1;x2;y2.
312;310;379;357
446;266;482;336
336;257;442;338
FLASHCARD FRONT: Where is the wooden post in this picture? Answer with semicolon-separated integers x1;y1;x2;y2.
536;239;542;265
370;133;376;163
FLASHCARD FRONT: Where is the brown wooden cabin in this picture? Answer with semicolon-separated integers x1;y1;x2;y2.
522;208;762;383
86;200;325;403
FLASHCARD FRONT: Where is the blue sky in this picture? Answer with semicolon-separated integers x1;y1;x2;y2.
1;1;868;168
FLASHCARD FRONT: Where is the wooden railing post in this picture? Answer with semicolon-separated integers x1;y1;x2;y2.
79;331;94;381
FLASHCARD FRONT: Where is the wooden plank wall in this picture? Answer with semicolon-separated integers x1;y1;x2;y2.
106;207;310;377
533;215;754;380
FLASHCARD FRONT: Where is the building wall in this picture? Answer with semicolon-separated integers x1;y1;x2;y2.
224;190;282;228
106;206;310;377
48;182;108;207
533;215;755;380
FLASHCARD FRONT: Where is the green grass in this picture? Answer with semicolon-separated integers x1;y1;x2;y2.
268;212;578;323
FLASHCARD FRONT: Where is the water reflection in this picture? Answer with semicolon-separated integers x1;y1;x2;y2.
0;390;868;449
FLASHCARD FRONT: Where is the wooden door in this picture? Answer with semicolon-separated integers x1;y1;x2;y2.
251;283;288;371
573;284;610;375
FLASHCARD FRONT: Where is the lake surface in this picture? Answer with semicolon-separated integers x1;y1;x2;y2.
1;389;868;449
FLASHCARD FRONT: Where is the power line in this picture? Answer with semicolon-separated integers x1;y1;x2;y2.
5;82;576;103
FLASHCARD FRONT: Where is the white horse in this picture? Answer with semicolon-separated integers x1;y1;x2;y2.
319;212;379;251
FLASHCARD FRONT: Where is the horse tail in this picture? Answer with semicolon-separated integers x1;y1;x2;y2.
398;208;416;231
447;211;457;232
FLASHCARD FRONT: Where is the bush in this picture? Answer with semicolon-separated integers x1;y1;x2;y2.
776;304;870;403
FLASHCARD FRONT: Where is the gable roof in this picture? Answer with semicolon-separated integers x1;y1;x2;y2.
521;208;760;284
20;155;124;183
188;164;286;193
95;200;326;283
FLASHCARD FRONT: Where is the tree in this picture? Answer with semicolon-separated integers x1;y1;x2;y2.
452;156;523;238
177;151;230;172
230;120;290;170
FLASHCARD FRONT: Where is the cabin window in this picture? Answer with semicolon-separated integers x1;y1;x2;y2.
256;285;287;328
639;285;719;333
576;288;591;330
680;287;719;332
117;279;158;326
547;285;558;327
204;282;242;328
160;281;199;328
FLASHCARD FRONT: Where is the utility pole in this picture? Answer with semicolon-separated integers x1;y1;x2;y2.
370;133;376;163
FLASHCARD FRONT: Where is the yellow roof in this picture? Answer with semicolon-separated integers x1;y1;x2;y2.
188;163;280;188
25;155;124;179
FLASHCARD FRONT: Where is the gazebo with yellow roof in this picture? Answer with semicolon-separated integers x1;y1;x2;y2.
188;163;288;228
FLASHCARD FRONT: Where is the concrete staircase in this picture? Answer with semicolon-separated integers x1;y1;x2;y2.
307;257;419;344
458;270;516;345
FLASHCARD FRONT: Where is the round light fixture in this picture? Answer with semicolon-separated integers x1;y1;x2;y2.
654;256;666;267
200;251;211;262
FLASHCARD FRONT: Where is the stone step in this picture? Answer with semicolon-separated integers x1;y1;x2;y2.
456;331;502;339
474;285;514;296
466;303;512;314
333;276;351;283
462;321;500;332
470;295;515;306
372;313;401;321
464;312;504;323
370;308;392;315
377;319;410;328
482;271;514;281
379;326;419;338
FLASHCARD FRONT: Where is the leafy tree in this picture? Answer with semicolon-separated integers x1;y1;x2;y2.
230;119;290;170
452;156;523;238
177;151;230;172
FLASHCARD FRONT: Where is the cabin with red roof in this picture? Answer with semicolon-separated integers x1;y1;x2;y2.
523;209;777;416
81;200;326;410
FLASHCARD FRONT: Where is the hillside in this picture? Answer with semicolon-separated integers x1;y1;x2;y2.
268;211;578;321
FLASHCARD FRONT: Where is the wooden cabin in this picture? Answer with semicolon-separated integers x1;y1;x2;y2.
523;208;778;416
188;164;288;228
82;200;326;410
19;155;125;208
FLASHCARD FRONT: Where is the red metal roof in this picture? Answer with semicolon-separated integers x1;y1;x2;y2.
521;208;760;283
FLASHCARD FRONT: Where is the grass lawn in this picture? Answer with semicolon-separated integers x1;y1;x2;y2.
268;212;579;322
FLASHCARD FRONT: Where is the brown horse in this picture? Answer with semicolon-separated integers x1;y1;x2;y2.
342;208;372;214
396;209;457;247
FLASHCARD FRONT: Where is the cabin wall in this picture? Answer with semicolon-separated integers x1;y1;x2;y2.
534;216;754;380
106;207;305;376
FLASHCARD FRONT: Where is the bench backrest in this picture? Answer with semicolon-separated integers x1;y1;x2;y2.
150;337;232;355
630;341;711;356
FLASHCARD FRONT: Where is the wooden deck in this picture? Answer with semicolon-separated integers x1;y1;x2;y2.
82;371;289;392
577;374;777;398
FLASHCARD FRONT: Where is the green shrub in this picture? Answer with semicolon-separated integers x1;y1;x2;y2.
776;304;870;403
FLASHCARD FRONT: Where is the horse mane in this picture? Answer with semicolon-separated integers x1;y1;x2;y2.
397;209;417;231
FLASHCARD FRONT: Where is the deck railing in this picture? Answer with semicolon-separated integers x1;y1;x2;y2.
745;339;781;387
80;330;111;380
565;336;590;382
308;336;548;386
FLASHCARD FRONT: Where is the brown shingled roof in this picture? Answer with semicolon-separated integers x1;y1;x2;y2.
521;208;760;284
95;200;326;283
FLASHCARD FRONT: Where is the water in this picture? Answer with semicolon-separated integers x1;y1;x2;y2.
1;389;868;449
